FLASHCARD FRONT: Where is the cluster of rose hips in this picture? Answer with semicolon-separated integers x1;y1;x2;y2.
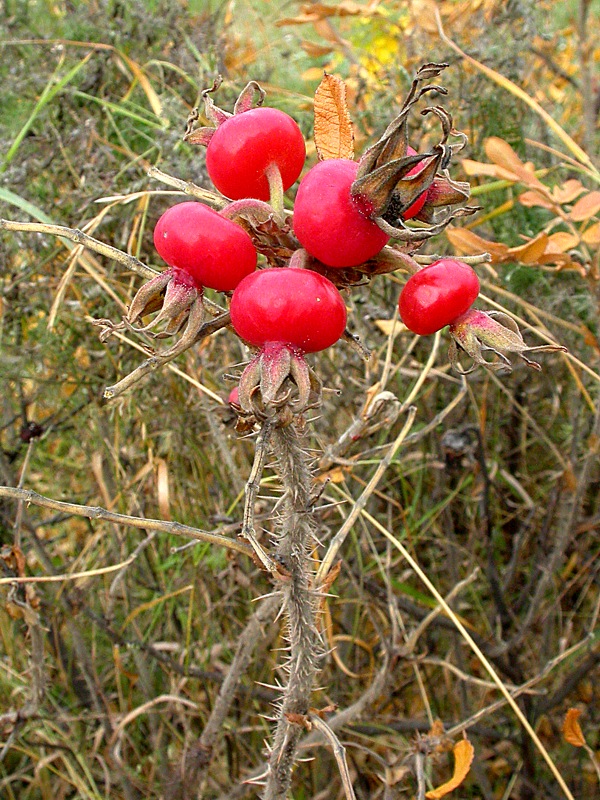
125;68;561;420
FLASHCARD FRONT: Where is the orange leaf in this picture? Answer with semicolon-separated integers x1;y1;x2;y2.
519;190;556;210
156;458;171;521
313;73;354;161
461;158;504;178
446;227;508;260
508;233;549;264
570;191;600;222
581;221;600;245
563;708;586;747
546;232;580;253
426;739;475;799
551;179;585;205
484;137;544;188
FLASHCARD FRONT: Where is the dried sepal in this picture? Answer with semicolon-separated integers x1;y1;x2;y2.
126;268;200;335
220;199;297;267
237;343;323;422
127;270;172;325
448;309;567;374
183;77;267;144
350;64;472;244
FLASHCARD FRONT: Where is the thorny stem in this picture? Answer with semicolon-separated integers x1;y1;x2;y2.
263;423;322;800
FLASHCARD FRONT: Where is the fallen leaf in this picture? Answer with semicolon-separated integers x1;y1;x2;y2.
563;708;586;747
426;738;475;798
313;73;354;161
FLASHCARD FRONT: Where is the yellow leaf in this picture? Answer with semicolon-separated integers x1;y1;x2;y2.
426;739;475;799
118;53;164;121
374;318;400;336
581;221;600;245
563;708;586;747
570;191;600;222
313;73;354;161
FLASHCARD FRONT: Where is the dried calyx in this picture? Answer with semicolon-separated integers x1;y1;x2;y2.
236;342;322;426
448;309;568;373
351;63;477;243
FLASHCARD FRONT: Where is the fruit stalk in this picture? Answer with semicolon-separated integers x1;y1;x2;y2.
264;422;322;800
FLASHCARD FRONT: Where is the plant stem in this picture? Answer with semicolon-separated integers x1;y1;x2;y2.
263;423;321;800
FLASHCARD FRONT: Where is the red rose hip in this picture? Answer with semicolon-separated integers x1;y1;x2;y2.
293;159;389;268
399;259;480;336
153;201;257;292
206;107;306;201
230;268;347;353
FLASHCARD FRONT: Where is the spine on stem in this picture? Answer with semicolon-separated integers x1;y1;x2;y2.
263;423;322;800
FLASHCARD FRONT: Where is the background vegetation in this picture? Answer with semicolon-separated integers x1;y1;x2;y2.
1;1;598;798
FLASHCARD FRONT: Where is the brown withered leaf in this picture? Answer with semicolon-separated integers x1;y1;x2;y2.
426;738;475;799
563;708;586;747
314;73;354;161
300;40;333;57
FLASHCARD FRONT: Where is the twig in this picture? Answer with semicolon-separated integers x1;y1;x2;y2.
308;716;357;800
0;218;156;279
147;165;228;206
102;312;231;400
191;595;280;779
0;486;254;559
316;406;417;585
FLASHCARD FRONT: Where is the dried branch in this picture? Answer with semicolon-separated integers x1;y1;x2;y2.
0;486;254;559
0;218;156;279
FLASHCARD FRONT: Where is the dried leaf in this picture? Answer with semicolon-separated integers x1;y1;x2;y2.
426;739;475;798
581;220;600;245
546;232;580;252
118;53;164;121
374;318;400;336
276;1;372;25
563;708;586;747
518;190;556;210
570;191;600;222
461;158;504;178
552;179;585;204
509;233;549;264
300;40;333;57
314;73;354;161
446;226;508;260
484;137;544;188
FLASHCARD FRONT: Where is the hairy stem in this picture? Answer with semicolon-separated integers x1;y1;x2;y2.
263;424;321;800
